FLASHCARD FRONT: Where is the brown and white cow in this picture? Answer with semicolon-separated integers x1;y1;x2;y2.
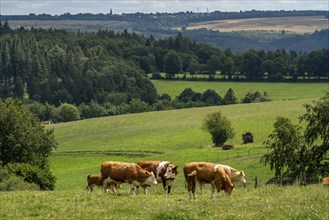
86;174;121;192
198;164;246;194
137;160;178;194
86;174;103;192
100;161;157;195
183;162;235;199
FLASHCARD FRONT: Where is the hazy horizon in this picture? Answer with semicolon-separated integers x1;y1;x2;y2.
1;0;328;16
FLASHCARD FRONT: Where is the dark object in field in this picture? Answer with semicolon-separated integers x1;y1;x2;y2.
222;145;234;150
242;132;254;144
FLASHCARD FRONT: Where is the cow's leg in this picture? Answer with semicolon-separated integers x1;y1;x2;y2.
214;180;221;198
130;184;136;196
192;181;197;199
197;182;203;194
143;186;148;195
111;184;117;195
167;186;171;194
162;180;167;195
136;186;140;195
210;183;215;199
103;182;108;193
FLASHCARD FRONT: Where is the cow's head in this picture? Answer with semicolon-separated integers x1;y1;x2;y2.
164;164;178;180
144;171;158;186
222;175;235;196
239;170;247;187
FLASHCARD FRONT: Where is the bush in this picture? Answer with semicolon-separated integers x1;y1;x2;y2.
241;91;270;103
202;111;235;147
58;103;80;122
128;99;149;113
6;163;56;190
79;101;108;119
0;164;39;191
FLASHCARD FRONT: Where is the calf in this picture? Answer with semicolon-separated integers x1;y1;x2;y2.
86;174;103;192
100;161;157;195
184;162;235;199
137;160;178;194
198;164;246;193
86;174;118;192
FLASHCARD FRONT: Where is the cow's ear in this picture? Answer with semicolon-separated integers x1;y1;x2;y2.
173;166;178;170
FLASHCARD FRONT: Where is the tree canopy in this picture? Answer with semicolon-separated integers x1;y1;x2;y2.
261;90;329;184
0;98;57;189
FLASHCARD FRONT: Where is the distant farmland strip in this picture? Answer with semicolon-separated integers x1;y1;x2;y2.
186;16;329;33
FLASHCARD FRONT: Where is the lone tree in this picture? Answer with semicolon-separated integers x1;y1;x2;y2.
0;98;57;190
164;50;182;79
261;90;329;184
202;111;234;147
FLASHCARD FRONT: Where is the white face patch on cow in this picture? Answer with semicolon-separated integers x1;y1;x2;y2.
156;161;169;177
144;172;158;186
164;165;176;179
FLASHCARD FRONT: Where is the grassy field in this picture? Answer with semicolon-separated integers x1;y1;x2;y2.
3;82;328;219
49;98;314;190
152;80;329;101
186;16;329;34
1;185;328;219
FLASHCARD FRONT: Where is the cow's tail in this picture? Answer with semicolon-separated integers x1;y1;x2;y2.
87;174;91;180
187;170;197;177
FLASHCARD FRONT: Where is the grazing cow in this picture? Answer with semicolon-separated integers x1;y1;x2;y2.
183;162;235;199
137;160;178;194
198;164;246;193
86;174;103;192
100;161;157;195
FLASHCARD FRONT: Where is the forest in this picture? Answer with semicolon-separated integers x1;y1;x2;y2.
2;10;329;52
0;21;328;122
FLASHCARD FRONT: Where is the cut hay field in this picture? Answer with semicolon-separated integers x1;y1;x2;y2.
6;20;130;33
186;16;329;33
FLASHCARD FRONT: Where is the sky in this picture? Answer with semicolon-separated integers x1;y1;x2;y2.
1;0;328;15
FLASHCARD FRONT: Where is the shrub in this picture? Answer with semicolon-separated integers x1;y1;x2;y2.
6;163;56;190
202;111;235;147
0;163;39;191
58;103;80;122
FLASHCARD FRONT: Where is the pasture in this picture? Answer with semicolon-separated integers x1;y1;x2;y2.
2;82;328;219
152;80;329;101
186;16;329;33
1;185;328;219
49;97;315;190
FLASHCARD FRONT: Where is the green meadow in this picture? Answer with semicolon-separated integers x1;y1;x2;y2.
152;80;329;101
1;82;328;219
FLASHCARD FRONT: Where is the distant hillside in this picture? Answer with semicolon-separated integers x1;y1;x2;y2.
1;10;328;52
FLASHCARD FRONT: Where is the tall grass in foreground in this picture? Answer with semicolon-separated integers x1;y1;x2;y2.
1;185;327;219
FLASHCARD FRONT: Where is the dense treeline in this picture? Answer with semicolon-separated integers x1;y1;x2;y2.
0;22;327;121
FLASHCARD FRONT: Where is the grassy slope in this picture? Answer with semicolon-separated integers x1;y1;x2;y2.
50;98;311;190
152;80;329;100
3;82;328;219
